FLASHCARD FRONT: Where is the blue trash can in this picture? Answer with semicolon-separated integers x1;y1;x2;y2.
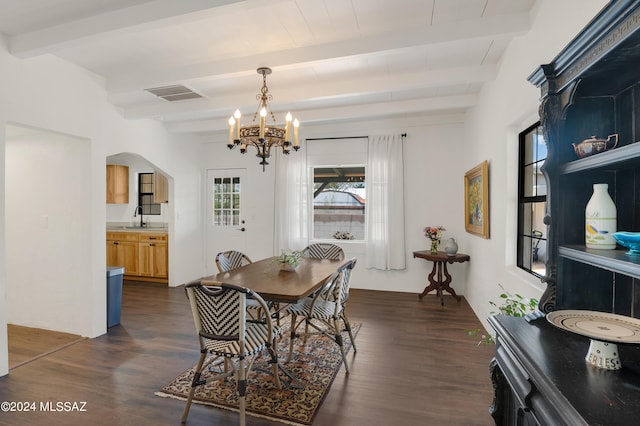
106;266;125;328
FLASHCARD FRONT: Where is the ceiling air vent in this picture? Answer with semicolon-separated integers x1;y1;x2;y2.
145;84;203;101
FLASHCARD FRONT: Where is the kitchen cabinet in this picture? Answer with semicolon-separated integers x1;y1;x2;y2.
138;233;168;279
106;232;139;276
106;164;129;204
153;171;169;203
106;231;168;283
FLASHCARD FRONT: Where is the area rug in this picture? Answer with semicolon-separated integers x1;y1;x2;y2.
155;321;360;425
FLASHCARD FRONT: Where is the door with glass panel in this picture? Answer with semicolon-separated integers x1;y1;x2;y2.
205;169;248;275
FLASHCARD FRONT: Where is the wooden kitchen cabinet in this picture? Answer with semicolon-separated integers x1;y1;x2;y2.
138;233;168;279
106;232;139;276
153;171;169;203
106;164;129;204
107;231;168;283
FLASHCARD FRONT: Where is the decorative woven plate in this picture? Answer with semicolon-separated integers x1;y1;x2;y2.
547;310;640;343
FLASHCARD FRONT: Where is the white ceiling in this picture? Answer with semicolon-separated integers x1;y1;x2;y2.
0;0;536;136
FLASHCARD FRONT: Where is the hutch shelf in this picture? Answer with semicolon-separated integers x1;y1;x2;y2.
490;1;640;424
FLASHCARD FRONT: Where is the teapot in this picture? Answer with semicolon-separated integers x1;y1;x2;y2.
573;134;618;158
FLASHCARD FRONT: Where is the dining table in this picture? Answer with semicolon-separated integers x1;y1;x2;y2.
201;256;346;304
199;255;347;389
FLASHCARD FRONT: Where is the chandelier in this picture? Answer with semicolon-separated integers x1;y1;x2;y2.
227;67;300;171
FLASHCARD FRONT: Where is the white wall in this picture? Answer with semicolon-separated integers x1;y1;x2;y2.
0;39;7;375
0;39;205;376
6;130;91;332
462;0;610;329
202;113;470;293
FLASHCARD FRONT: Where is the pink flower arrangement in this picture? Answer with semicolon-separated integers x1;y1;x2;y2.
423;226;445;241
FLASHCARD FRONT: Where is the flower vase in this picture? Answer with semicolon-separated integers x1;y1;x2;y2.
444;238;458;255
279;262;298;271
585;183;616;249
430;239;439;254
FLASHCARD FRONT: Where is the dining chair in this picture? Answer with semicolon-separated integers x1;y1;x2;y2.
285;258;358;373
215;250;262;320
215;250;253;273
181;281;282;426
300;244;345;301
301;243;345;261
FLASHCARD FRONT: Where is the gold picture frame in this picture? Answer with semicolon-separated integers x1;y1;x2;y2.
464;160;489;238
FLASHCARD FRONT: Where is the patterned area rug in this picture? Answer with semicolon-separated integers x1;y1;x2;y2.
156;321;360;425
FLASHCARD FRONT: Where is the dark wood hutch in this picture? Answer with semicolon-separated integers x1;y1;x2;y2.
489;1;640;424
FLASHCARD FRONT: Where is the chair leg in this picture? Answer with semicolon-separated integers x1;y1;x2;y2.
342;312;357;353
266;343;283;390
181;352;207;424
288;313;298;362
332;318;350;374
304;319;311;342
238;357;247;426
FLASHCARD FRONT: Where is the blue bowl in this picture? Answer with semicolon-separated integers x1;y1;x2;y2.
612;232;640;255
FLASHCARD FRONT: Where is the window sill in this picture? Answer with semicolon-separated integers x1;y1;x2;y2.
310;239;366;254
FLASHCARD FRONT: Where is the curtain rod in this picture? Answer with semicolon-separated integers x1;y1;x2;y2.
305;133;406;141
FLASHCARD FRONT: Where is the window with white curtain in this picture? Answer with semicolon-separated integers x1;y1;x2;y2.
277;134;405;270
306;138;368;243
312;165;365;241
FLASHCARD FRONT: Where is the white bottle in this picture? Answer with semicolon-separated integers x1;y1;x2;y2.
585;183;617;249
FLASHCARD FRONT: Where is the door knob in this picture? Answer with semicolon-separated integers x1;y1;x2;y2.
238;227;246;232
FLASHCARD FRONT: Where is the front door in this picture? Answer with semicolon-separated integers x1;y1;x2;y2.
205;168;248;275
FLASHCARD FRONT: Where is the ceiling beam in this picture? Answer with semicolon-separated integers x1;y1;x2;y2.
105;12;530;92
115;65;494;120
164;94;477;134
8;0;247;58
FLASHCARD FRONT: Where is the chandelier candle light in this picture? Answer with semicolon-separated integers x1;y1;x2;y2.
227;67;300;171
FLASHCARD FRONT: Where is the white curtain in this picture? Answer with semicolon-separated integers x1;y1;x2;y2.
365;134;406;270
274;150;309;253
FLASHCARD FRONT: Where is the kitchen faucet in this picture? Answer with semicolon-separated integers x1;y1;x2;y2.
134;205;145;228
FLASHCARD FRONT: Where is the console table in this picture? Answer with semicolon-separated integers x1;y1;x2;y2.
413;250;469;305
489;314;640;425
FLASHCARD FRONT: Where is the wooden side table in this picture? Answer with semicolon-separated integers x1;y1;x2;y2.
413;250;470;306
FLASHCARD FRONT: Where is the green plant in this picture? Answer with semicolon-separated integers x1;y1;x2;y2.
333;231;354;240
467;284;539;345
277;249;303;267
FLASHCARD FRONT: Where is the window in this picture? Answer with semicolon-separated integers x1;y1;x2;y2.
517;122;547;277
312;166;365;240
212;175;241;226
138;173;161;215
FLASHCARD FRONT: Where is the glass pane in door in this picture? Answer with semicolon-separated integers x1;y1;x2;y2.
212;175;241;226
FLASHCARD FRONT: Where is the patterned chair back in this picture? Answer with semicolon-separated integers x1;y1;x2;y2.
302;243;345;261
185;282;247;342
215;250;252;273
331;258;357;307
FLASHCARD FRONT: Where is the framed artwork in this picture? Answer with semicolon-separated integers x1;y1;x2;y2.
464;160;489;238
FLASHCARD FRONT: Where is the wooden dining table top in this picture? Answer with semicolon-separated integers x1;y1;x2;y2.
201;256;345;303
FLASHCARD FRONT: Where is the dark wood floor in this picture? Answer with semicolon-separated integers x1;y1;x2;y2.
1;281;496;426
7;325;84;369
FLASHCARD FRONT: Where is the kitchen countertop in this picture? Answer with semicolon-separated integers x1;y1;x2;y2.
106;226;167;233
